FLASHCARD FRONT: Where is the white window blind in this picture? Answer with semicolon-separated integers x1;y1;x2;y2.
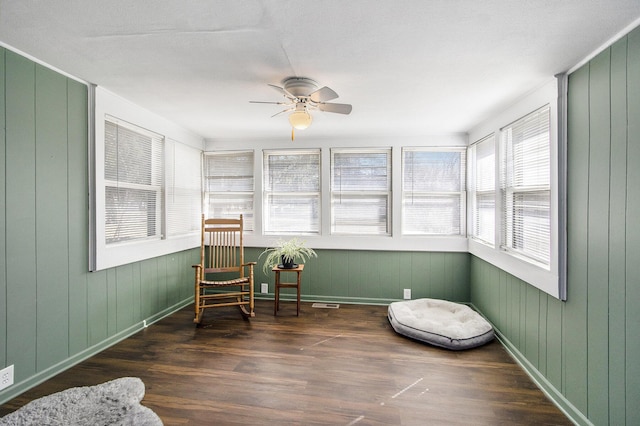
501;105;551;265
402;148;466;235
263;149;320;235
469;135;495;245
204;151;255;230
331;148;391;235
167;140;202;237
104;116;164;244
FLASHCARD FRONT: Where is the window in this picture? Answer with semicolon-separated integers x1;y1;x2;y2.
467;79;561;299
263;149;321;235
330;148;391;235
500;105;551;266
402;148;466;235
204;151;255;230
92;86;203;271
468;135;495;245
167;140;202;237
104;116;164;244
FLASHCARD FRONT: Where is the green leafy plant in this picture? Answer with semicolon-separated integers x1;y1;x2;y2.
259;238;318;274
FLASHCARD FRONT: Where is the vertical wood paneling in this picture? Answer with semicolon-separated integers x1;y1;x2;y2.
486;261;500;320
254;248;470;303
5;51;38;381
166;256;180;304
87;271;108;346
430;252;444;298
564;64;590;412
398;252;412;300
518;280;527;352
538;293;548;375
350;251;368;297
443;253;454;301
140;259;159;318
525;285;540;366
183;251;197;300
67;80;89;355
115;265;135;332
608;36;628;426
35;65;70;370
106;269;117;336
410;252;429;299
510;275;522;348
379;251;394;298
132;262;142;322
470;28;640;426
625;26;640;425
498;267;508;331
330;250;349;297
328;250;348;294
546;296;563;390
586;49;612;424
0;48;7;369
157;257;168;308
471;258;488;316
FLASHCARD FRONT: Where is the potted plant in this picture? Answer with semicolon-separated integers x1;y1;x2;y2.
259;237;318;274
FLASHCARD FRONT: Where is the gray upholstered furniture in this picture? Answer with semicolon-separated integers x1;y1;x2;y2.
0;377;162;426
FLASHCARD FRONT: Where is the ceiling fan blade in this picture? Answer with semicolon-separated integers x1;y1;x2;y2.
310;86;339;103
249;100;288;105
318;102;352;114
268;84;296;100
271;108;294;118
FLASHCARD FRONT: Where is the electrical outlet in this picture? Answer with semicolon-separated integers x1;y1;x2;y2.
0;365;14;391
403;288;411;300
261;283;269;294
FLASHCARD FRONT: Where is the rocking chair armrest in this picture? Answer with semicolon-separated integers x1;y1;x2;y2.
242;262;256;274
192;264;202;269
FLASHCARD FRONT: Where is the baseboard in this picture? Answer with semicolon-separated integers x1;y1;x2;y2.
0;297;193;406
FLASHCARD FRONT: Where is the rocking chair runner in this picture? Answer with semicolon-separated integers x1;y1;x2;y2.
192;215;255;324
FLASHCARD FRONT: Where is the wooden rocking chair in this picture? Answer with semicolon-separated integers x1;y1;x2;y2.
192;215;255;324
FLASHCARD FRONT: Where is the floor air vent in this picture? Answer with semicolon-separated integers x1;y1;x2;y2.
312;303;340;309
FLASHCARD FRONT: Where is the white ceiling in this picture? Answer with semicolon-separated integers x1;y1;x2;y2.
2;0;640;142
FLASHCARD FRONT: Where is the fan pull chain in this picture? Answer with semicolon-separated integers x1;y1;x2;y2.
291;127;295;141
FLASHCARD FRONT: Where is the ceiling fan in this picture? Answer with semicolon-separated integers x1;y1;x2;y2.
250;77;352;140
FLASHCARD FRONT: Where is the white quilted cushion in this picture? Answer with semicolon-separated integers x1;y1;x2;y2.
388;298;494;350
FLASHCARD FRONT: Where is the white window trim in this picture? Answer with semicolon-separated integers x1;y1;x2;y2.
91;86;204;271
468;78;564;300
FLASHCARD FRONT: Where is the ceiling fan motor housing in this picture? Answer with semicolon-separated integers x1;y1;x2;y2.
282;77;318;97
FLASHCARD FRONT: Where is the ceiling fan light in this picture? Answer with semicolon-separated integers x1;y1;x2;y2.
289;110;312;130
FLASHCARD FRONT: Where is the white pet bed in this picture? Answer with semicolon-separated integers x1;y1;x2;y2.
388;298;494;350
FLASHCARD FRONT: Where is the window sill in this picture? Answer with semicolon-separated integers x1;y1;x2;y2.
468;238;561;299
245;234;469;252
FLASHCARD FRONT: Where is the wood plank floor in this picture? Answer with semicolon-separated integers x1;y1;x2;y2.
1;300;571;425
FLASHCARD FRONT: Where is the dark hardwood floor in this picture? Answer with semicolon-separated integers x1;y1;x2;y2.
1;300;571;425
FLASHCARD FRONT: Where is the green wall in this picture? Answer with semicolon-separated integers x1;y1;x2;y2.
0;47;198;404
470;27;640;426
249;248;470;304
